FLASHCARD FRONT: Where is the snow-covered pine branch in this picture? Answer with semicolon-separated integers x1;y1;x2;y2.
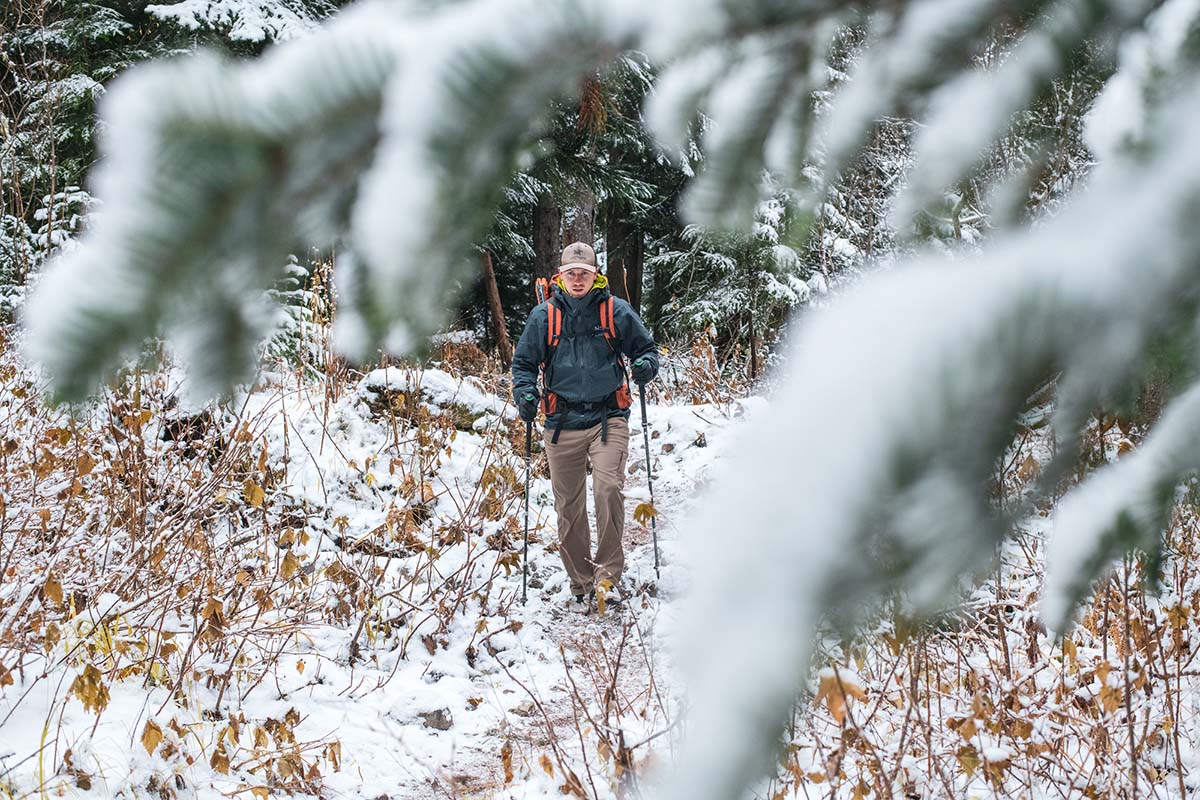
23;10;397;400
146;0;333;43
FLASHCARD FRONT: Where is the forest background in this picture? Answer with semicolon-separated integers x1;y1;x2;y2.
1;0;1099;376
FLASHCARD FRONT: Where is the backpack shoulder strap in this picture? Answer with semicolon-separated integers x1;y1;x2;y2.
540;298;566;411
599;296;618;342
600;296;623;352
545;299;564;352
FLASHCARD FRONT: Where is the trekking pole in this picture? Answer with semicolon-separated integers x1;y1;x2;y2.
522;419;532;604
637;380;660;580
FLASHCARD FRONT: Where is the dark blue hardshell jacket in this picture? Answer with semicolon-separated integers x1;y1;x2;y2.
512;283;659;432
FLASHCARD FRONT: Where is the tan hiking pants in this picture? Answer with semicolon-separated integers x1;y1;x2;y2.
544;418;629;595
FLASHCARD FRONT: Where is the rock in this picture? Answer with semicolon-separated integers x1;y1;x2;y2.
420;708;453;731
661;442;675;454
512;699;537;717
692;432;707;448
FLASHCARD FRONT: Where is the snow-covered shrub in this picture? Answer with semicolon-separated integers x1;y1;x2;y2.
29;186;94;255
262;254;328;379
146;0;334;44
0;188;95;319
0;216;36;315
649;195;809;376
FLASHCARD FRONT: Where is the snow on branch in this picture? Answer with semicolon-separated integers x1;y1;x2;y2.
22;6;396;400
895;0;1153;226
345;0;645;355
146;0;326;42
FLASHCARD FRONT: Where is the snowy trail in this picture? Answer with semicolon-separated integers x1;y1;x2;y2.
277;375;747;800
367;389;754;800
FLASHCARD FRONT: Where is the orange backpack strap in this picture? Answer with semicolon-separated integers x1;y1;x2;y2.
599;296;618;341
540;303;563;417
545;302;563;349
598;297;630;396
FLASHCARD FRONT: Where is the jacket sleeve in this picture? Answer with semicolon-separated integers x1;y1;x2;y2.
511;304;547;400
614;299;660;381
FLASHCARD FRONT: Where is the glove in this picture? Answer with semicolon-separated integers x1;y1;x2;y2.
517;392;539;422
631;358;655;386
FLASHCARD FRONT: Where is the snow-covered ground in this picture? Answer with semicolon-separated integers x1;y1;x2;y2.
5;351;1200;799
0;356;756;799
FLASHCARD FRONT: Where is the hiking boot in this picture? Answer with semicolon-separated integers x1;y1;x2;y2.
569;593;590;613
595;583;626;613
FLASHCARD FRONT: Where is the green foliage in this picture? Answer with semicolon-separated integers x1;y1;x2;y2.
145;0;340;51
1131;322;1200;424
527;57;669;221
0;0;188;213
0;186;95;318
647;195;808;358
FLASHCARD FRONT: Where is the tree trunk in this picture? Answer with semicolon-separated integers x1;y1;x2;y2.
532;193;561;281
605;216;629;302
625;228;644;313
482;250;513;368
604;214;645;312
748;313;759;381
562;179;595;250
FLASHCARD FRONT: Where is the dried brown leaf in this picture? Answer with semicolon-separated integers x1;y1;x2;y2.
243;480;265;508
814;669;867;725
141;720;163;756
500;740;514;784
43;574;63;607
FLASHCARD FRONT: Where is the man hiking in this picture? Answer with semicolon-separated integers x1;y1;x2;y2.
512;241;659;611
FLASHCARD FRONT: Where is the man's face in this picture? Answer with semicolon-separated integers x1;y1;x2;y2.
562;267;594;298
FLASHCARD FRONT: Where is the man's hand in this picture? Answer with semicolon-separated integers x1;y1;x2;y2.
631;358;655;386
517;392;539;422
